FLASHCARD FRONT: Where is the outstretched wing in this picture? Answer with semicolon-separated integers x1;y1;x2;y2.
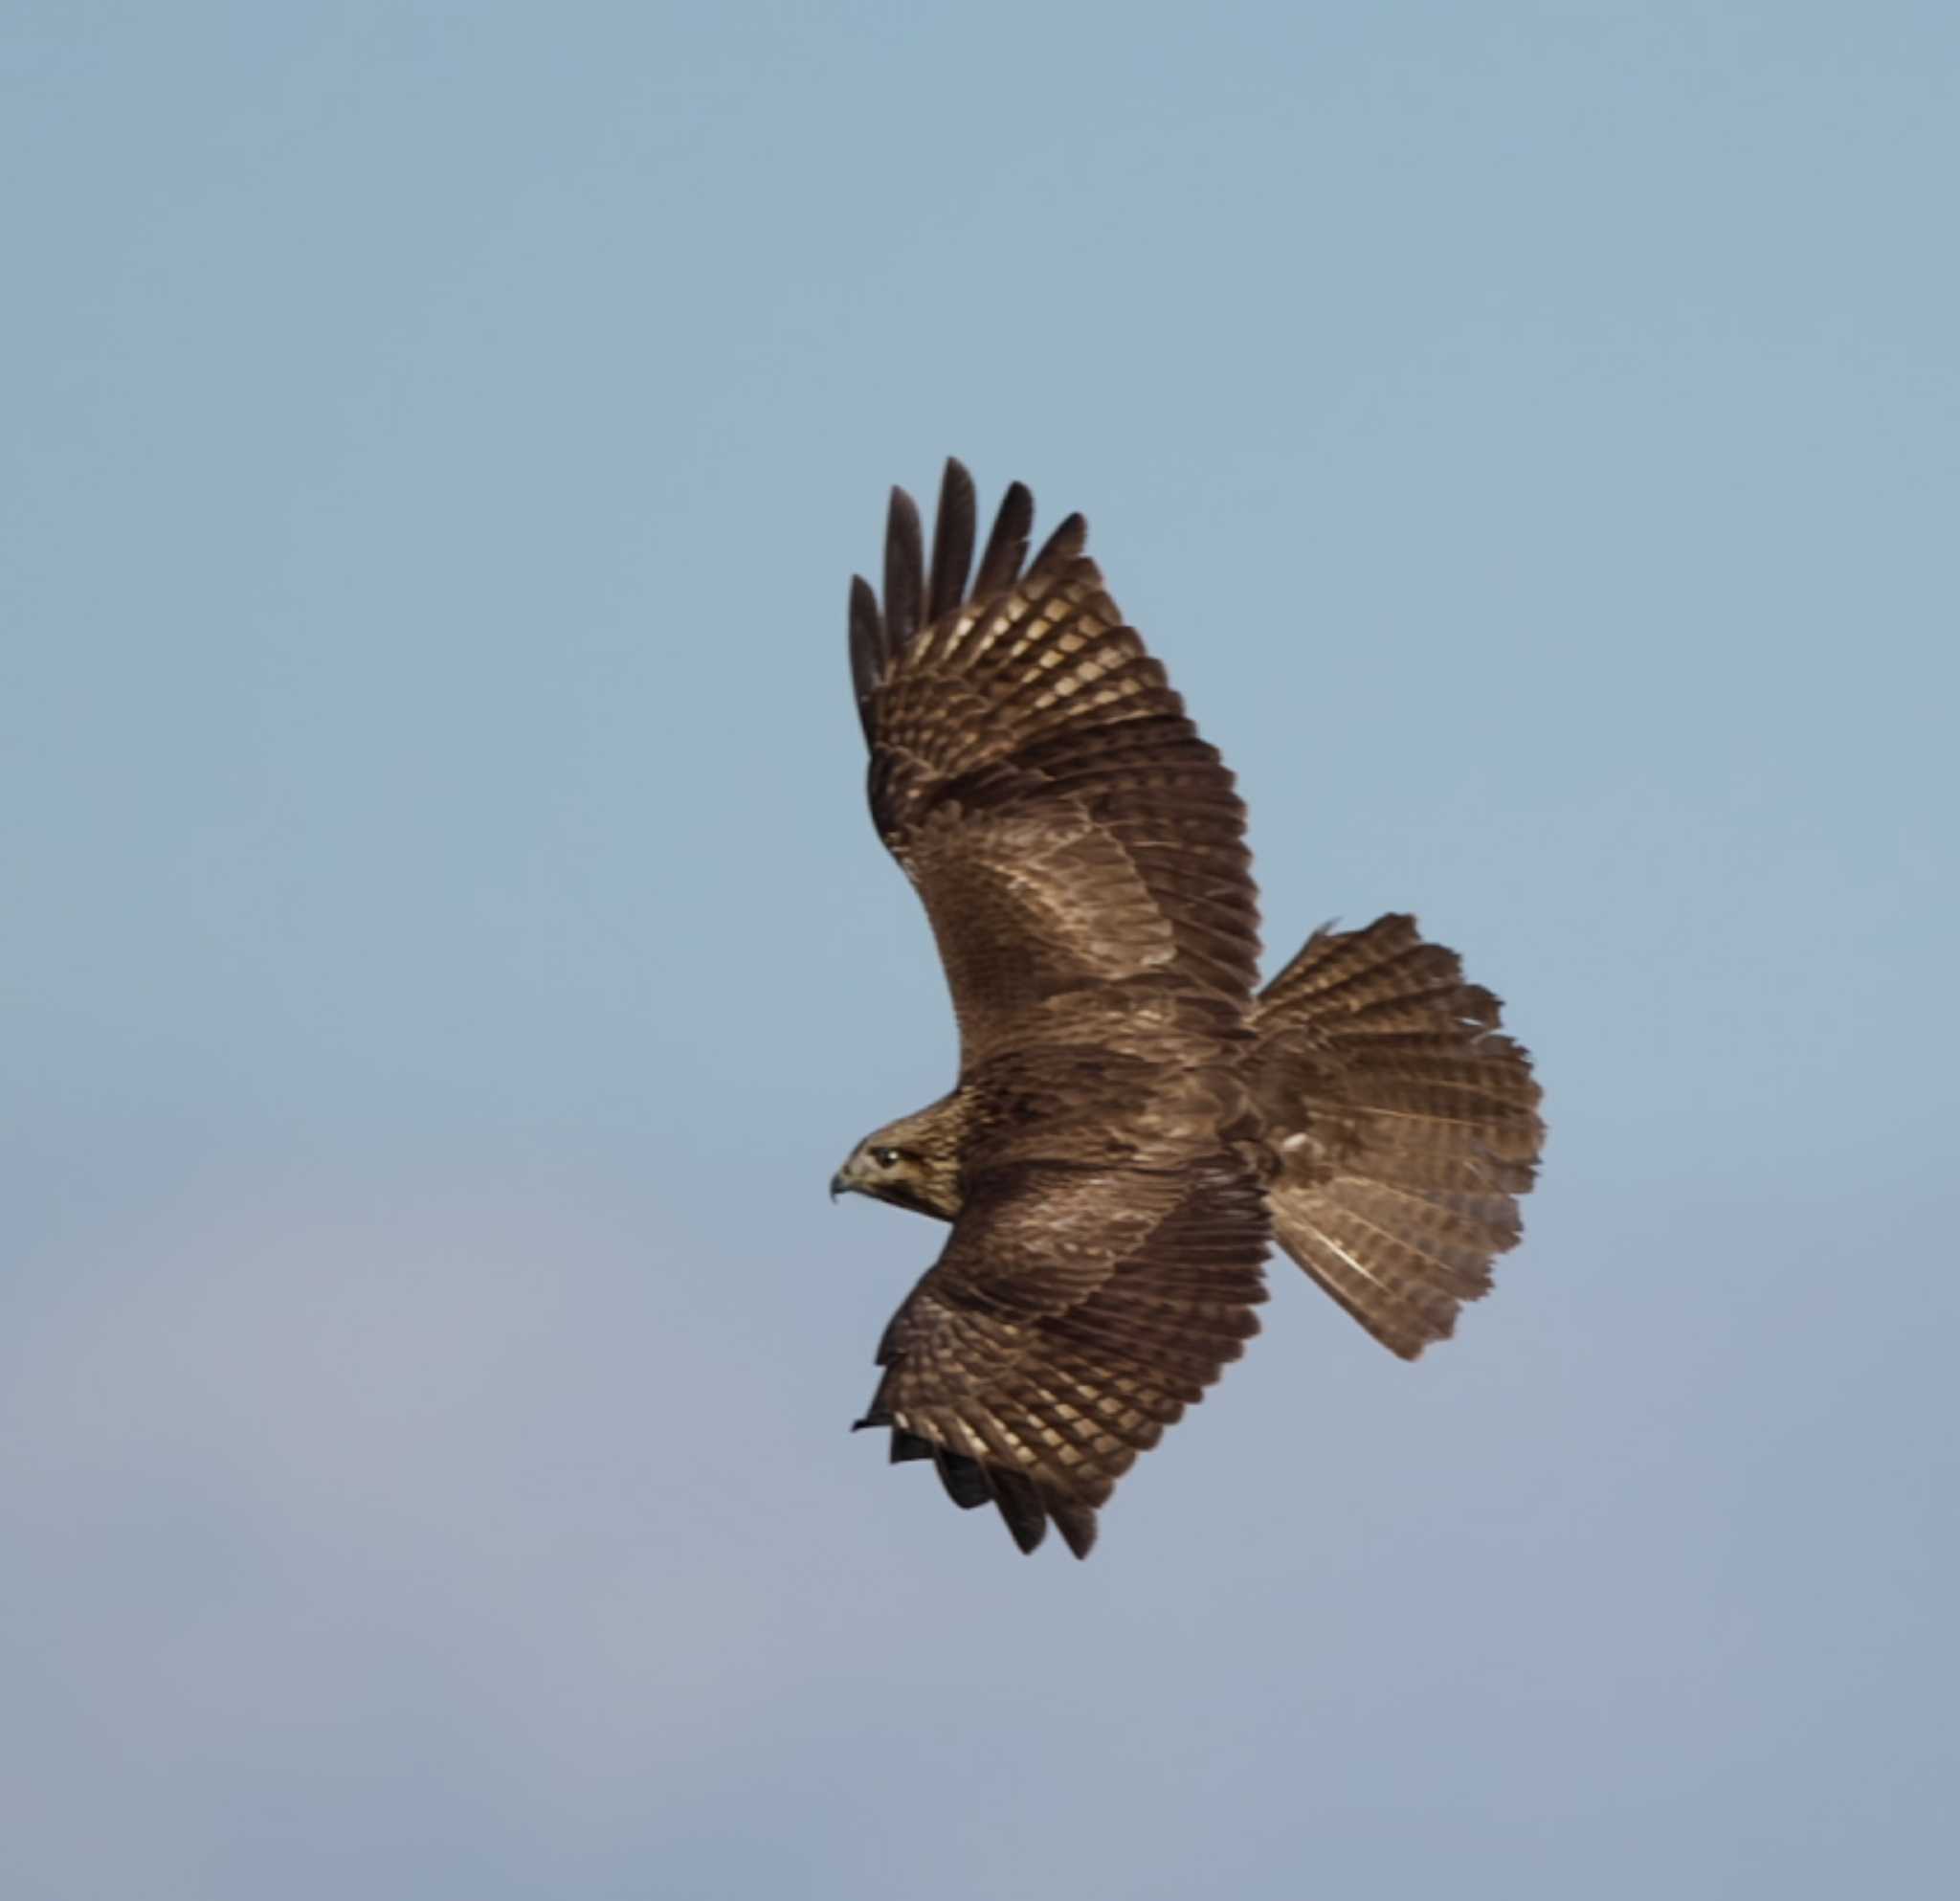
856;1155;1270;1557
849;461;1261;1063
1251;914;1544;1359
844;464;1273;1554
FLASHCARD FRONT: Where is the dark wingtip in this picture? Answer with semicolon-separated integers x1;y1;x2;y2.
972;479;1036;600
1050;1499;1100;1559
989;1467;1050;1554
1028;510;1088;580
860;1414;1102;1556
927;458;978;623
883;484;925;653
932;1444;994;1510
847;573;884;740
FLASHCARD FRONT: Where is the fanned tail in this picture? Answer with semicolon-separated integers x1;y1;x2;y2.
1250;914;1544;1359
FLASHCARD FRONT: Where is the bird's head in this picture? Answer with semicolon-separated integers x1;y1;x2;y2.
831;1110;964;1221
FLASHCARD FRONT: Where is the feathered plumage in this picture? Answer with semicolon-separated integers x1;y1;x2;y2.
834;462;1543;1556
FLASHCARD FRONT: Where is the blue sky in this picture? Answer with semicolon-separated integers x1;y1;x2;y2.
3;4;1954;1895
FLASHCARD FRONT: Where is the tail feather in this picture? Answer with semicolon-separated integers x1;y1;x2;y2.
1252;914;1544;1359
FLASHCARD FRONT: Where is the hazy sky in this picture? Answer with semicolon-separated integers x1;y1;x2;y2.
4;4;1954;1896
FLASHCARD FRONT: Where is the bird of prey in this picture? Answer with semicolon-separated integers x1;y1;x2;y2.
832;460;1543;1557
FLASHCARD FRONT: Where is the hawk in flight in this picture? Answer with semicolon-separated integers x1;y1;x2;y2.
833;461;1543;1556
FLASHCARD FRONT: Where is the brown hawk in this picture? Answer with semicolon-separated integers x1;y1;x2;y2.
832;461;1544;1556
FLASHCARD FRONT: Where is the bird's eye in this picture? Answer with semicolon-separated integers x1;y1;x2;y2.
871;1146;902;1168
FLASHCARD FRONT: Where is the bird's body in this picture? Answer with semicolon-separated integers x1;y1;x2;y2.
835;462;1543;1557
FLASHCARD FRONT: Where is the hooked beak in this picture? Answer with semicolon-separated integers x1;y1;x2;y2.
829;1169;849;1202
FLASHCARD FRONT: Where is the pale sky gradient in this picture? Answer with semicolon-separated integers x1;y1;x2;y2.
4;5;1955;1897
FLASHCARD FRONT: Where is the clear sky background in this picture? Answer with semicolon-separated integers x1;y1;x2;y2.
4;4;1954;1896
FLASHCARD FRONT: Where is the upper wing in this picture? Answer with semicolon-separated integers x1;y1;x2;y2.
856;1153;1271;1557
1251;914;1545;1359
849;461;1261;1064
